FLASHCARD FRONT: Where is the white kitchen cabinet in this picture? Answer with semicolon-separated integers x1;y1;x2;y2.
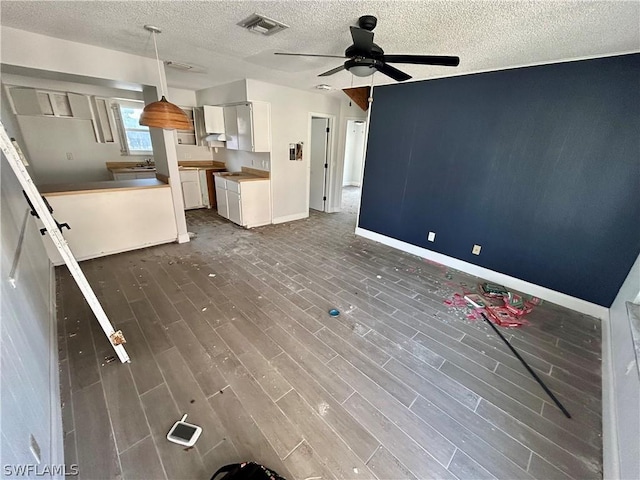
222;102;271;152
223;106;239;150
214;175;271;228
112;171;157;180
227;191;242;225
10;88;77;118
216;188;228;218
67;93;93;119
203;106;225;133
180;169;204;209
176;107;197;146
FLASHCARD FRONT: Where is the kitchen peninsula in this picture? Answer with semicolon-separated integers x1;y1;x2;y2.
38;177;177;264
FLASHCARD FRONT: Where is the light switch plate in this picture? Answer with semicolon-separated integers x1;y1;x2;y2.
427;232;436;242
472;244;482;255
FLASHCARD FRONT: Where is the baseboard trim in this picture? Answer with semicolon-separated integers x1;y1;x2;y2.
50;238;178;266
273;212;308;224
355;227;609;319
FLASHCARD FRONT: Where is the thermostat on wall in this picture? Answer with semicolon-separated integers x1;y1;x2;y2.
166;414;202;447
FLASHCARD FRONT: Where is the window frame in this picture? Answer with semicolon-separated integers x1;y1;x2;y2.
113;100;153;156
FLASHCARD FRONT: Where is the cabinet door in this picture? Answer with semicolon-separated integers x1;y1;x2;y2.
216;187;229;218
203;106;225;133
182;181;201;209
227;190;242;225
236;104;253;152
135;172;156;179
251;101;271;152
223;106;239;150
113;172;137;180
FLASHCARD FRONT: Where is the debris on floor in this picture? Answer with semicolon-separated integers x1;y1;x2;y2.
444;282;541;327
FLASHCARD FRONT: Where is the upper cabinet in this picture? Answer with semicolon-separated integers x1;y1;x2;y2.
203;106;225;134
176;107;197;146
9;87;89;118
222;102;271;153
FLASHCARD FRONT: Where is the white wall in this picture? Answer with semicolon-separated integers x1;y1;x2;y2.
246;79;341;223
14;114;138;184
1;107;62;476
603;254;640;480
342;120;366;186
196;80;247;106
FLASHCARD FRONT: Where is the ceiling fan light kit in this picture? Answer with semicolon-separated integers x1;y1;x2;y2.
139;25;192;130
275;15;460;82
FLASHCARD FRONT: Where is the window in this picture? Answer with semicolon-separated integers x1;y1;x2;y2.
115;101;153;155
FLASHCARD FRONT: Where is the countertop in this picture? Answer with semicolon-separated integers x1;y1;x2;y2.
39;178;169;196
109;167;157;174
214;172;270;183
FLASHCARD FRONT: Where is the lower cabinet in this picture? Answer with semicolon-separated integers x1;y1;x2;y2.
112;171;156;180
216;186;228;218
214;176;270;228
180;169;204;210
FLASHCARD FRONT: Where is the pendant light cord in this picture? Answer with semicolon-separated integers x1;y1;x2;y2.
150;32;167;97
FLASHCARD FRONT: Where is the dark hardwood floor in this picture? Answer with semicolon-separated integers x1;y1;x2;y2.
58;191;602;479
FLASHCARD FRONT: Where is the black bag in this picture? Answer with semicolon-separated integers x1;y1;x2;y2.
210;462;287;480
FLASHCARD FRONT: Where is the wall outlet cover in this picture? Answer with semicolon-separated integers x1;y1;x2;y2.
472;244;482;255
427;232;436;242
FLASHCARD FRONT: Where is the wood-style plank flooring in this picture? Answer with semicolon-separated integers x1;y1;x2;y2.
57;187;602;479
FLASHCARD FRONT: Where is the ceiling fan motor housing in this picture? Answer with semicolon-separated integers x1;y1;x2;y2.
358;15;377;31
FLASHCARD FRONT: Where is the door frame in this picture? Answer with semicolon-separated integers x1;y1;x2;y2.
306;112;335;213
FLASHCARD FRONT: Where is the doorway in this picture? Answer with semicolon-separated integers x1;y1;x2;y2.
309;116;330;212
341;119;367;214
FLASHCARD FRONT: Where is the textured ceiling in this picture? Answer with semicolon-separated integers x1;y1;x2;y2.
1;1;638;94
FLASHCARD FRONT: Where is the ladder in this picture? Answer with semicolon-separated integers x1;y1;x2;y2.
0;121;130;363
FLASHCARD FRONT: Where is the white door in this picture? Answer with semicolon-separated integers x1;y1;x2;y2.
182;181;201;209
309;117;329;211
227;191;242;225
236;104;253;151
216;187;228;218
223;106;239;150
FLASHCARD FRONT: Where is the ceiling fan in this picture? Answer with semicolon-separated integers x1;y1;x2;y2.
275;15;460;82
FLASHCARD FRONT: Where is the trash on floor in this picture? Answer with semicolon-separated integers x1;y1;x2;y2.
444;282;540;327
328;308;340;317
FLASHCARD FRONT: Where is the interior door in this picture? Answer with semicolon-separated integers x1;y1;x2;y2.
309;117;329;211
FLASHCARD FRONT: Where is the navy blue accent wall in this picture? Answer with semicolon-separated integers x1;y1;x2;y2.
359;54;640;307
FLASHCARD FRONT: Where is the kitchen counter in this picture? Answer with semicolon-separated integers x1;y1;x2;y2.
108;167;157;174
39;178;168;196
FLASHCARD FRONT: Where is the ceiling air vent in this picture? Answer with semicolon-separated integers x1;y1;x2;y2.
237;13;289;36
164;61;193;71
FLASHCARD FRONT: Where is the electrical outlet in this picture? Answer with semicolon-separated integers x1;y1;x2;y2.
427;231;436;242
66;152;73;161
472;244;482;255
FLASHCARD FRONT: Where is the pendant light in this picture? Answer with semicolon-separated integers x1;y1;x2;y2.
139;25;192;130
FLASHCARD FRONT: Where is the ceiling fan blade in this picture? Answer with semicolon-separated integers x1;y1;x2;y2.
350;26;374;53
275;53;347;58
376;62;412;82
383;54;460;67
318;64;346;77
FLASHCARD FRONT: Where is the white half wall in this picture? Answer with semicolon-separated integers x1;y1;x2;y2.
246;79;341;223
40;187;178;264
